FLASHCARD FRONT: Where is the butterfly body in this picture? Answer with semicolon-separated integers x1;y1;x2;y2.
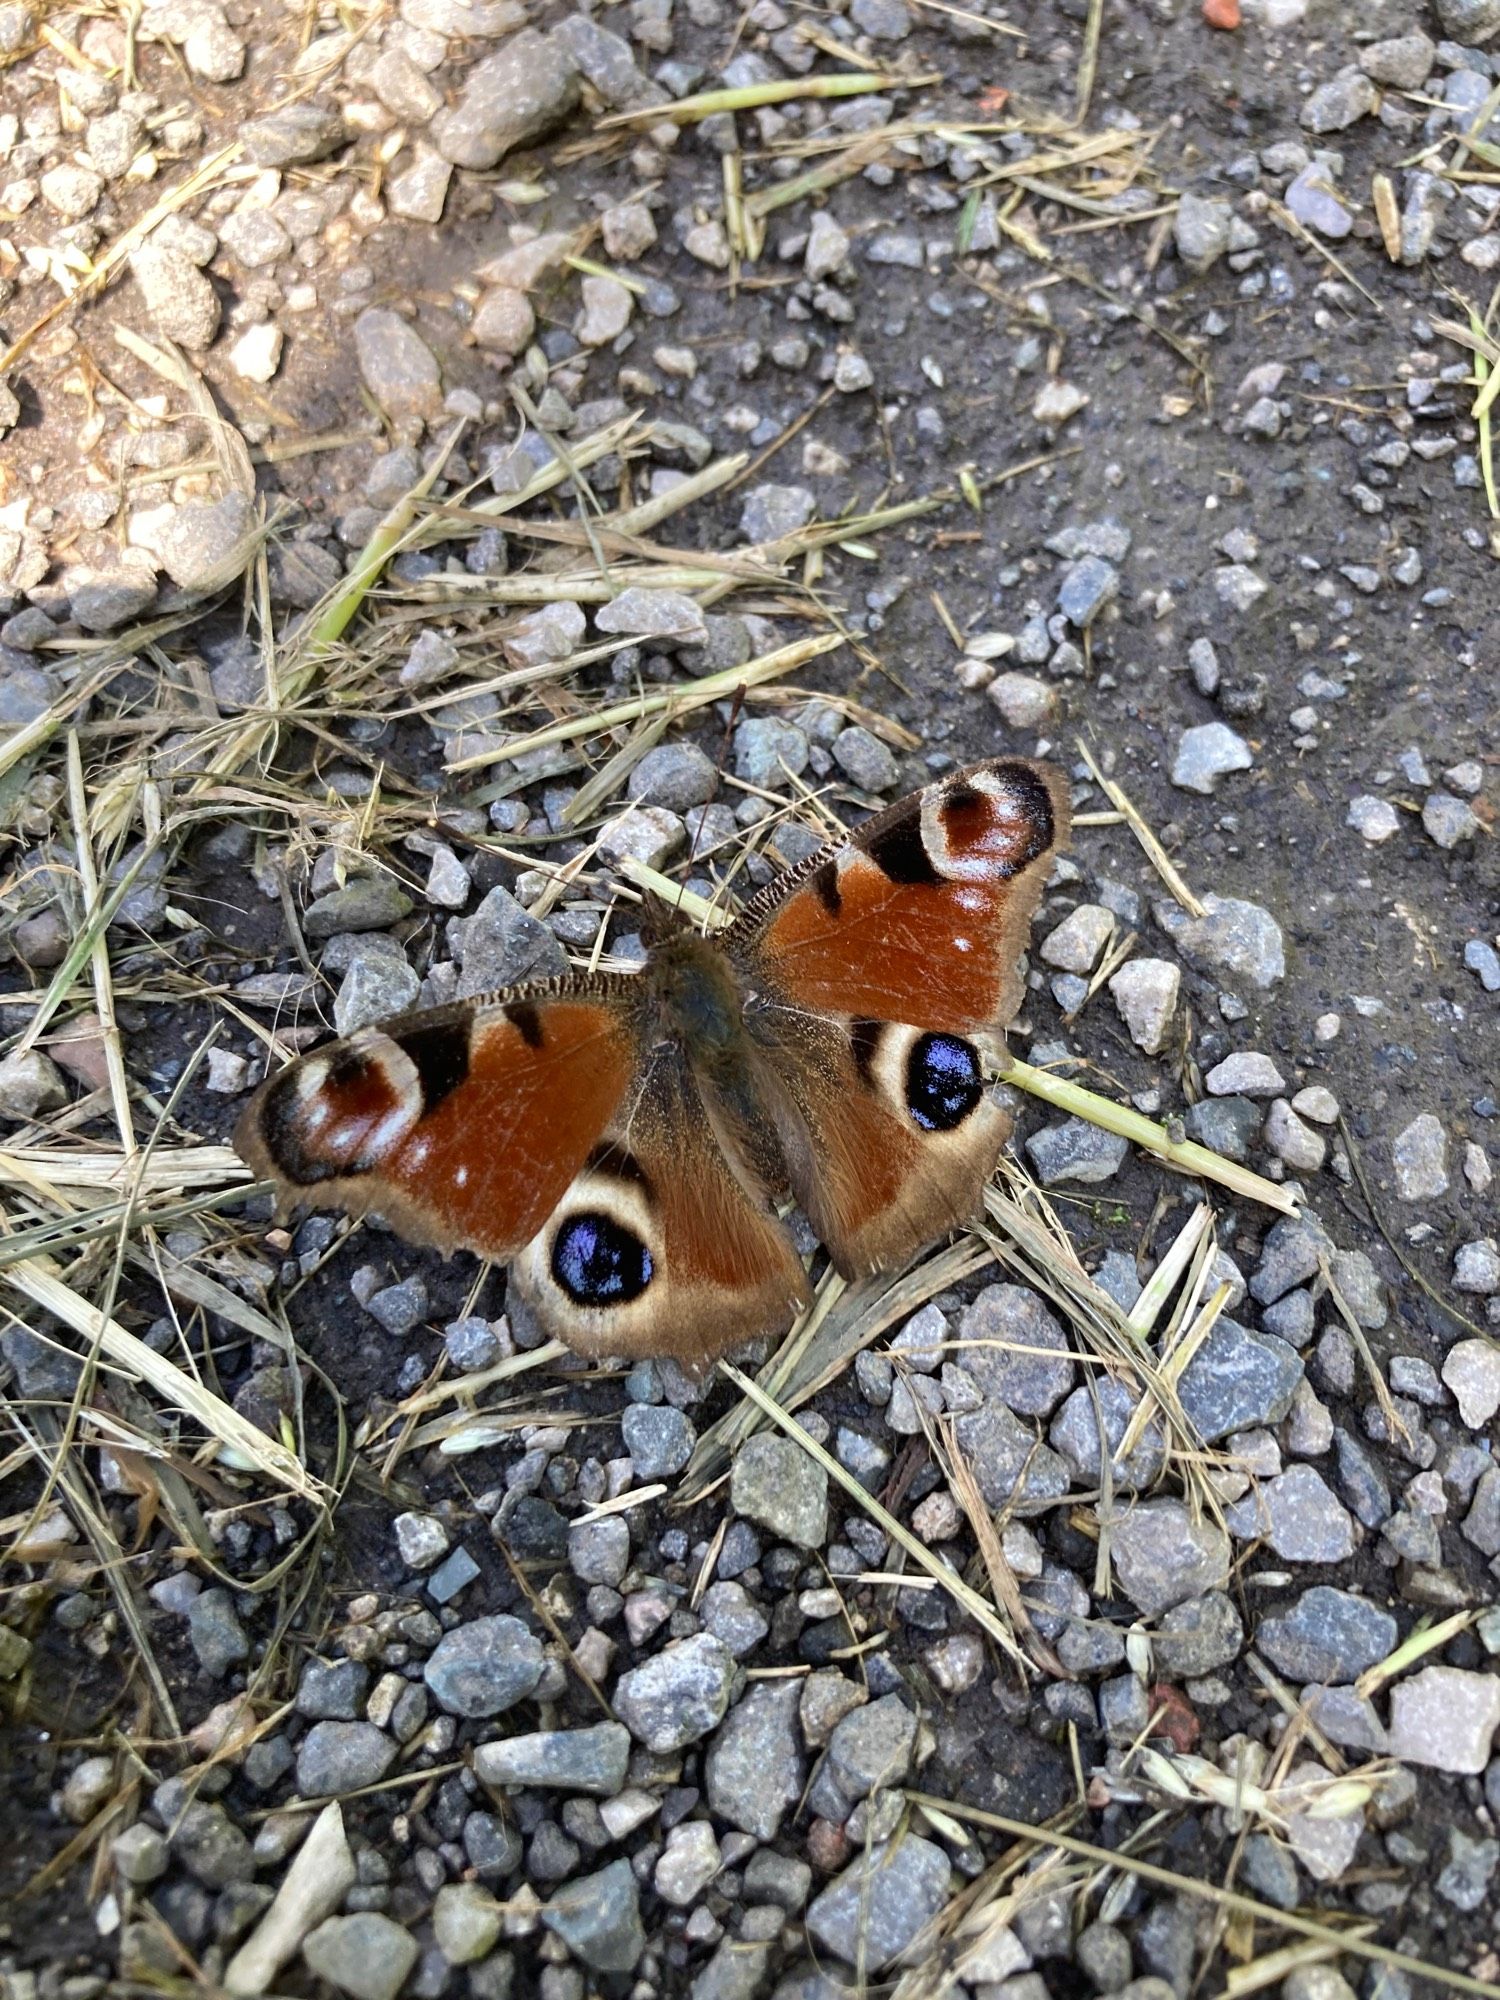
236;757;1069;1364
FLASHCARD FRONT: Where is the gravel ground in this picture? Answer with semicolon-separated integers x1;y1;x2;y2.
1;0;1498;1996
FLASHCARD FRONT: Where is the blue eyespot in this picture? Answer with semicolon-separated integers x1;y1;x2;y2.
906;1033;983;1132
551;1213;653;1307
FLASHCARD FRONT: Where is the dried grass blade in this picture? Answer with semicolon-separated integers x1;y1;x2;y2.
721;1362;1022;1652
1073;737;1204;916
903;1793;1500;2000
1;1258;320;1501
450;634;841;770
1001;1057;1296;1216
599;71;925;129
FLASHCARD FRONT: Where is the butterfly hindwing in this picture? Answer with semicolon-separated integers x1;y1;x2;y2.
511;1046;811;1363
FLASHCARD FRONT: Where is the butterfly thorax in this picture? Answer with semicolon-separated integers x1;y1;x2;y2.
644;930;747;1059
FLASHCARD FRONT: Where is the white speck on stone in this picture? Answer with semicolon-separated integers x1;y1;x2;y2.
1171;721;1254;795
1214;564;1267;612
1314;1013;1341;1042
1347;795;1400;843
1388;1666;1500;1774
986;672;1056;728
833;350;874;393
228;320;283;383
1206;1052;1285;1098
1039;904;1114;975
1107;958;1180;1055
1392;1113;1448;1200
1032;379;1088;426
1443;1339;1500;1428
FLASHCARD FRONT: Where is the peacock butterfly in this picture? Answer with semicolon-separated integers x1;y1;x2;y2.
235;757;1070;1363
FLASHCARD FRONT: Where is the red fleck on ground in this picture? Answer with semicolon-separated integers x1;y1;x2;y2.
1203;0;1241;26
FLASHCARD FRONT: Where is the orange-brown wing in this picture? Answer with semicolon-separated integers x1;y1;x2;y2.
726;758;1069;1035
511;1046;811;1365
235;985;640;1261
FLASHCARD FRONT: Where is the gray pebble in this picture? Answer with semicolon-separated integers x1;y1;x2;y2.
1256;1586;1397;1683
296;1721;396;1797
705;1680;804;1839
614;1632;736;1751
423;1614;544;1717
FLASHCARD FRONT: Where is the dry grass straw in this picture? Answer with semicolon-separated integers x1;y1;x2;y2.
902;1792;1500;2000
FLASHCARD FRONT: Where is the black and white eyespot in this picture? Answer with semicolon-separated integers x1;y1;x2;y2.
551;1212;654;1307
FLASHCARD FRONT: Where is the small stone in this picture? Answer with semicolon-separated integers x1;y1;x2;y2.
1465;940;1500;992
1025;1118;1129;1186
1347;795;1400;843
1437;1829;1500;1913
806;1836;952;1972
731;1434;827;1547
1108;959;1180;1054
705;1681;803;1839
1423;791;1480;848
40;161;104;219
1300;67;1377;134
1256;1587;1397;1683
1392;1113;1448;1200
620;1402;696;1477
576;274;633;346
1388;1665;1500;1774
394;1512;450;1571
541;1858;644;1973
242;102;345;167
1283;164;1354;238
1040;904;1114;974
1443;1339;1500;1427
386;147;452;224
987;672;1057;728
614;1633;736;1751
1361;32;1435;86
188;1587;249;1677
430;28;579;169
1033;380;1088;426
1437;0;1500;46
353;310;443;429
569;1515;630;1586
363;1277;427;1339
228;322;284;383
1178;1321;1303;1441
1153;1592;1244;1678
1057;555;1118;628
958;1283;1074;1417
832;724;899;792
1264;1099;1326;1173
431;1882;502;1965
457;885;567;997
805;210;850;279
850;0;910;34
1214;564;1267;612
303;1914;419;2000
596;587;709;646
1174;191;1233;272
422;1615;544;1717
1225;1464;1356;1562
296;1722;397;1797
0;1049;67;1121
333;943;419;1036
1110;1500;1230;1615
833;349;875;393
1154;894;1285;989
130;244;220;348
654;1820;721;1906
474;1722;630;1795
1172;723;1253;794
471;286;535;355
739;483;815;544
597;805;685;871
1049;1376;1164;1491
1206;1052;1285;1097
602;201;657;260
627;743;717;811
